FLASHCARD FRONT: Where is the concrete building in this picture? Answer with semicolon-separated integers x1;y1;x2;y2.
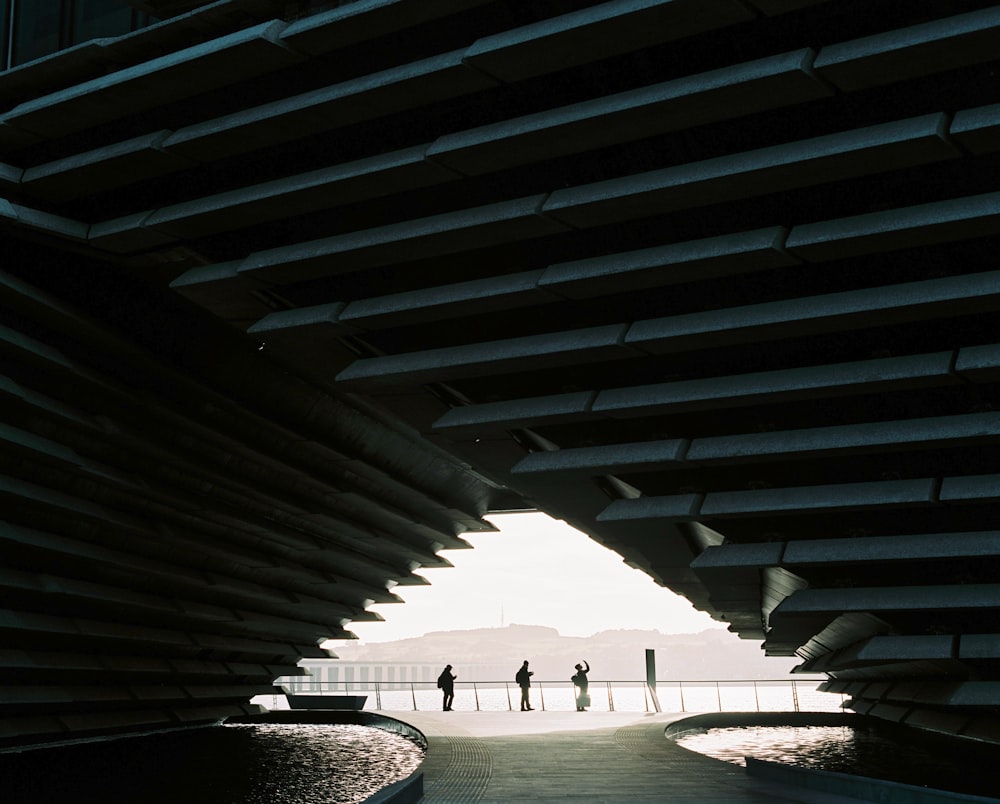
2;0;1000;747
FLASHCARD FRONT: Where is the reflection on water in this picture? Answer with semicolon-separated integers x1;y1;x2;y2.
676;725;999;799
1;723;423;804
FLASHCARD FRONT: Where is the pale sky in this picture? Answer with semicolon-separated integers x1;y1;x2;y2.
331;511;725;645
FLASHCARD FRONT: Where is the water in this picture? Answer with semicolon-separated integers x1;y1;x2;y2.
0;723;423;804
676;724;1000;799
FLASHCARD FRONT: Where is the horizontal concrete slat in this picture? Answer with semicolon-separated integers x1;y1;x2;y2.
539;226;795;299
0;160;23;190
0;40;111;109
785;190;1000;262
280;0;494;55
782;531;1000;565
338;269;556;330
464;0;755;83
87;211;179;253
814;6;1000;92
849;634;955;663
628;270;1000;355
168;260;275;325
21;131;197;203
688;412;1000;465
0;568;272;631
47;9;1000;231
145;145;458;240
961;634;1000;660
247;302;353;338
162;49;499;164
511;438;689;476
235;194;567;282
597;492;704;523
3;0;804;199
0;607;195;649
951;102;1000;155
431;349;964;434
0;474;366;594
336;323;633;388
914;680;1000;707
939;473;1000;504
0;520;341;613
600;477;938;524
0;200;88;242
2;21;303;140
246;270;559;341
0;374;95;430
53;48;827;237
689;543;784;585
954;342;1000;382
699;477;938;518
0;421;91;469
429;48;829;175
175;225;795;324
433;390;597;433
542;113;958;228
43;44;996;256
0;321;91;373
0;0;281;138
774;584;1000;614
593;351;958;418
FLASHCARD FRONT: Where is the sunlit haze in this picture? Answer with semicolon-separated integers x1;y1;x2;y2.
328;511;724;646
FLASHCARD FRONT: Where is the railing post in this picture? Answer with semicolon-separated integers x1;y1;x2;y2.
474;682;480;711
505;682;512;711
716;681;722;712
410;682;417;711
376;682;382;710
539;682;546;711
792;679;800;712
753;680;759;713
607;681;614;712
679;681;686;713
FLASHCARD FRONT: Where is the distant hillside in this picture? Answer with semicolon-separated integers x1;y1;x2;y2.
329;624;802;681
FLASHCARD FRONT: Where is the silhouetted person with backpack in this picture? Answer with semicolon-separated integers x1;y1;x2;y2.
516;659;534;710
571;660;590;711
437;664;456;711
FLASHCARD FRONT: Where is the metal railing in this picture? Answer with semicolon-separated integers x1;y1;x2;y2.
272;678;843;714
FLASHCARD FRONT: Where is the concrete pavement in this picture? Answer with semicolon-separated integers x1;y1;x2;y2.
392;710;860;803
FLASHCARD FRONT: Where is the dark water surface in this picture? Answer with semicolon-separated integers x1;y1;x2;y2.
676;725;1000;799
1;723;423;804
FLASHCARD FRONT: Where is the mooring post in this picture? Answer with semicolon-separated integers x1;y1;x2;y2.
646;649;661;713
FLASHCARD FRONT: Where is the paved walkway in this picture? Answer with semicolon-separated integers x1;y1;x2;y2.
392;710;859;803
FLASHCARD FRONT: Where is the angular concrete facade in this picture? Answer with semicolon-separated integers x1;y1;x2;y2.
2;0;1000;746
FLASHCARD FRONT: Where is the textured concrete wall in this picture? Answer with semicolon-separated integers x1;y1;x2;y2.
3;0;1000;743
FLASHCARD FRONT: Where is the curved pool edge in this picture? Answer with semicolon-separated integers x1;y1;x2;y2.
224;710;426;804
663;710;864;739
665;712;1000;804
745;756;1000;804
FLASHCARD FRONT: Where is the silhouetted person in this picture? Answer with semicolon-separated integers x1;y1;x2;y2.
437;664;456;711
516;659;534;710
571;660;590;711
